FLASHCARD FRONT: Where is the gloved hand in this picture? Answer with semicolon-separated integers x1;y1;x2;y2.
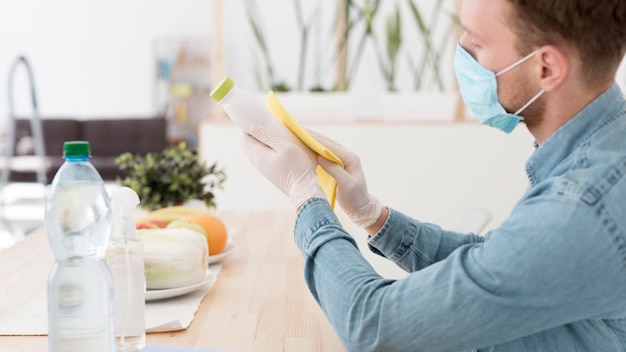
242;124;327;209
308;130;383;228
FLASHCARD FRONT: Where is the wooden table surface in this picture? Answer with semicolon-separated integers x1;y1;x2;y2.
0;210;345;352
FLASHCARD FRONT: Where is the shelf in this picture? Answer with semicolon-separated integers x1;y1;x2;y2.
153;37;212;146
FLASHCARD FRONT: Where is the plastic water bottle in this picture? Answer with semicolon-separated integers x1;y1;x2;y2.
107;187;146;352
45;141;115;352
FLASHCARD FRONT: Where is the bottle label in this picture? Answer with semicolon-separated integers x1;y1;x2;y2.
58;284;82;310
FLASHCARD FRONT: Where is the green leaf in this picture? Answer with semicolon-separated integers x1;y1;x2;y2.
115;142;227;210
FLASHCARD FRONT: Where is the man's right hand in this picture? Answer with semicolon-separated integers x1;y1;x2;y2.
309;130;384;228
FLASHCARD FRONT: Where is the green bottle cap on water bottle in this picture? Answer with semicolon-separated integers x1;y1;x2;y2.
63;141;90;157
209;76;235;102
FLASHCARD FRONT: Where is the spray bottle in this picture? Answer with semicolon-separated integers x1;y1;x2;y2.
106;187;146;352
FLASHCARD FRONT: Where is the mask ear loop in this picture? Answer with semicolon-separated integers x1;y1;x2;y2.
495;49;543;117
496;50;538;76
514;89;545;116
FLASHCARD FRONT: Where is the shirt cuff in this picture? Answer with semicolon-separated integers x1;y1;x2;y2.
367;207;418;261
294;198;343;255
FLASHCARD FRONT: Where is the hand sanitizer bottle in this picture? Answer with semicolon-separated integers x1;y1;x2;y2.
106;187;146;352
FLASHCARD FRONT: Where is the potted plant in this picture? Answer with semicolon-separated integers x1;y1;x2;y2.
115;142;227;210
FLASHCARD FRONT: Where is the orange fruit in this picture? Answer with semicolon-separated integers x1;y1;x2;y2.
180;213;228;255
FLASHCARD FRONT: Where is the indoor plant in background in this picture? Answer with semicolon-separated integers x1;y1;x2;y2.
380;0;461;122
242;0;357;122
240;0;461;122
115;142;227;210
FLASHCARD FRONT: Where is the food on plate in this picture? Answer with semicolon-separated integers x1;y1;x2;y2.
180;213;228;256
167;219;207;238
136;205;229;256
135;219;167;229
136;205;208;225
136;228;209;290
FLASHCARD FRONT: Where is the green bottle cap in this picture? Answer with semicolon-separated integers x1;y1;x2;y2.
209;76;235;102
63;141;90;157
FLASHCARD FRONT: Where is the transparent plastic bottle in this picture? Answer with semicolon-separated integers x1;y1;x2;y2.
45;141;114;352
106;187;146;352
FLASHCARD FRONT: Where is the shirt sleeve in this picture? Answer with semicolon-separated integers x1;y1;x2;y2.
366;207;484;272
294;197;626;352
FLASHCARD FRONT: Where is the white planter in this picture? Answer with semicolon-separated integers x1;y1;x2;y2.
381;91;459;122
271;92;356;123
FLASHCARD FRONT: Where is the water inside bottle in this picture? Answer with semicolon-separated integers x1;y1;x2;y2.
46;184;111;259
47;259;114;351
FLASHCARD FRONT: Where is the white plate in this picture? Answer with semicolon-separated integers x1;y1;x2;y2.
145;270;217;301
208;242;238;264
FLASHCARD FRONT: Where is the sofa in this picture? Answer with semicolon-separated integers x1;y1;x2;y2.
9;117;167;182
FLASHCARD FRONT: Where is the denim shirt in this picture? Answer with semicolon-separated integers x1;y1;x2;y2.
294;83;626;352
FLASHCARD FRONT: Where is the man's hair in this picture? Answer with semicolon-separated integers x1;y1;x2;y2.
507;0;626;86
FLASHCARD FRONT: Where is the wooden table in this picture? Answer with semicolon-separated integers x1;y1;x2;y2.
0;210;345;352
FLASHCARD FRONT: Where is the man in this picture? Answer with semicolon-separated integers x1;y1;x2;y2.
242;0;626;351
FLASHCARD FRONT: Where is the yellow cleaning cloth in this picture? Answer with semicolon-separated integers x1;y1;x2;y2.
266;91;344;209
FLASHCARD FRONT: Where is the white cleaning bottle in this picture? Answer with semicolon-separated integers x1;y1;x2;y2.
106;187;146;352
210;76;314;157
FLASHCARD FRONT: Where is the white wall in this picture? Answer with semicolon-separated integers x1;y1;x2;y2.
0;0;211;117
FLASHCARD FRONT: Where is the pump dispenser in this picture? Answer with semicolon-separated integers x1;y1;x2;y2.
106;187;146;352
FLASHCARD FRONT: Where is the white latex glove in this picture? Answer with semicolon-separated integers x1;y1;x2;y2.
242;124;326;209
308;130;383;228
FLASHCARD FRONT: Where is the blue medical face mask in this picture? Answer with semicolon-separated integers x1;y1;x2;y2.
453;42;545;133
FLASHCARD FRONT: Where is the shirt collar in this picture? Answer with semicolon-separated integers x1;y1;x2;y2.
525;83;626;186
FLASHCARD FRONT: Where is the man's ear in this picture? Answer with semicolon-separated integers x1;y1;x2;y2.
536;45;569;92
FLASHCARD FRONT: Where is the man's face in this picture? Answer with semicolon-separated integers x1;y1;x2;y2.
459;0;544;126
